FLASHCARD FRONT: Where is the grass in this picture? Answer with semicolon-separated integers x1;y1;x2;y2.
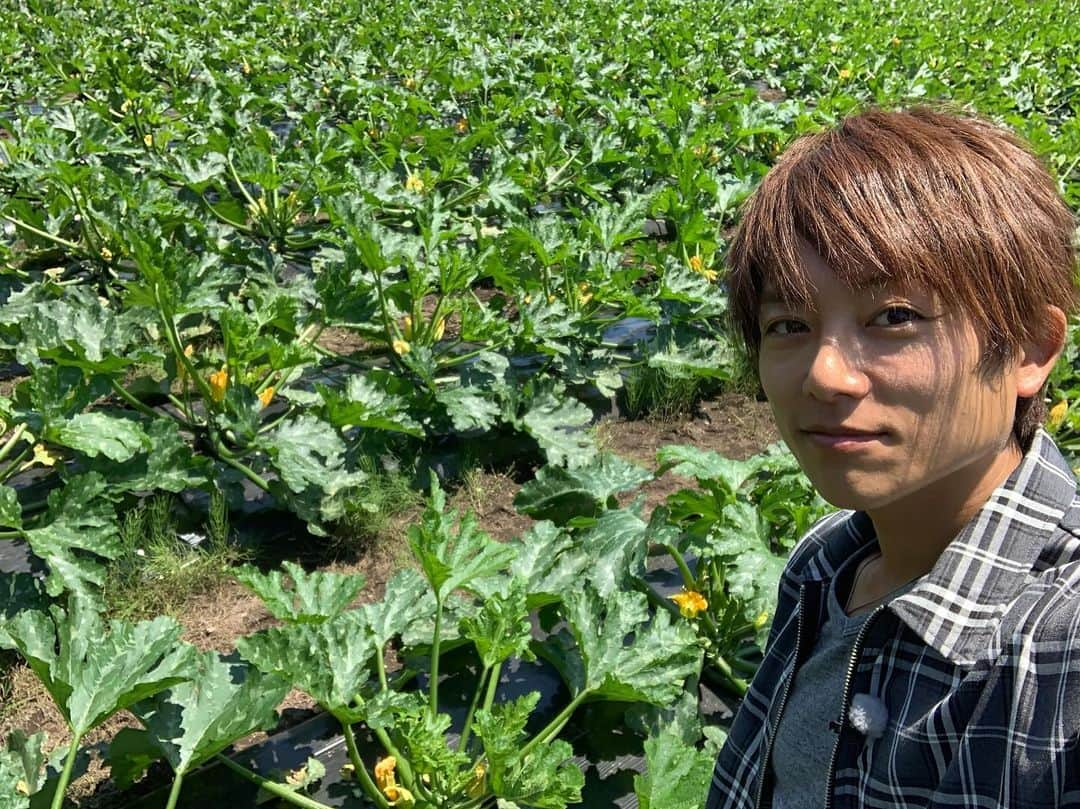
331;468;423;559
623;364;706;421
102;490;247;621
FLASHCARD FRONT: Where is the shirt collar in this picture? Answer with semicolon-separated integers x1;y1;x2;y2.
810;429;1078;665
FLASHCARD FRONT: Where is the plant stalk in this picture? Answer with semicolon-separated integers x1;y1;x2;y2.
50;732;82;809
457;662;491;753
213;754;334;809
164;771;184;809
342;723;390;809
428;598;443;719
518;691;587;759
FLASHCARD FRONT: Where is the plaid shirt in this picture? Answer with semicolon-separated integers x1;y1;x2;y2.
706;429;1080;809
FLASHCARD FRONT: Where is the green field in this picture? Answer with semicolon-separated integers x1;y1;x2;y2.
0;0;1078;806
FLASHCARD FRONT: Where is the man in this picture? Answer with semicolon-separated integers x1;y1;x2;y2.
707;106;1080;808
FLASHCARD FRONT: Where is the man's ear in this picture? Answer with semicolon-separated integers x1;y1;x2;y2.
1016;305;1067;397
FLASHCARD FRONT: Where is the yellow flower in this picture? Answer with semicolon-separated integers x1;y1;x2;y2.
120;98;132;114
20;443;58;472
404;174;425;193
374;757;397;793
432;317;445;341
404;77;417;90
754;610;771;629
547;294;557;304
384;786;414;807
392;339;411;356
523;294;533;304
99;246;113;262
208;368;228;402
285;764;311;786
321;85;331;96
466;761;487;798
688;255;704;273
689;255;718;283
1048;400;1069;431
241;60;252;75
374;758;414;806
838;68;852;80
143;133;154;147
16;780;29;796
670;589;708;619
890;36;901;47
455;117;469;134
576;282;594;306
258;386;275;408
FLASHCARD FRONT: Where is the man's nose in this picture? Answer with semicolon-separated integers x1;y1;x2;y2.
802;339;871;401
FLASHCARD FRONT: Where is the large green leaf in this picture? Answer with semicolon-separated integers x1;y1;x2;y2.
634;726;714;809
408;481;516;601
513;454;652;524
319;374;422;436
520;390;596;469
234;561;366;624
0;731;46;809
0;573;47;648
236;610;375;723
0;488;21;530
88;419;211;493
113;651;289;781
655;445;764;493
435;385;501;433
1;602;195;737
21;473;121;604
542;587;701;705
48;411;150;462
261;414;363;496
576;506;649;599
359;568;434;649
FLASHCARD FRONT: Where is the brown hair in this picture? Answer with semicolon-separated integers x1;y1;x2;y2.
726;105;1078;450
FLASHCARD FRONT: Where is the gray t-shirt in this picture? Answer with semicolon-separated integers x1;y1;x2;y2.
769;543;920;808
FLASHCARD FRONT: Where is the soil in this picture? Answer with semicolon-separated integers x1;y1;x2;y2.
0;391;781;807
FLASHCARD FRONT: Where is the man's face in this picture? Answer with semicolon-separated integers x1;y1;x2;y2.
757;242;1021;512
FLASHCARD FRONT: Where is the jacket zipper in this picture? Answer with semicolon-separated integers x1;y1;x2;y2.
753;584;807;809
822;603;887;809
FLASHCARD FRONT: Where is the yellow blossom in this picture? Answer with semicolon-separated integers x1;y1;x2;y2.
367;127;380;140
285;765;310;786
455;117;469;134
405;174;425;193
689;255;718;283
1048;400;1069;431
466;762;487;798
20;443;58;472
670;589;708;619
120;98;132;114
431;317;445;341
208;368;228;402
258;386;275;408
99;246;113;262
384;786;414;807
143;133;154;147
523;294;533;304
401;314;414;339
689;255;704;272
576;282;593;306
321;85;331;96
890;36;901;47
404;77;417;90
241;60;251;75
754;610;771;629
392;339;411;356
838;68;852;80
374;757;397;793
16;781;29;796
547;294;557;304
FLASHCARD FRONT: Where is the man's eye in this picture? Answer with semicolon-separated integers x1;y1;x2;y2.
870;306;922;327
763;319;808;336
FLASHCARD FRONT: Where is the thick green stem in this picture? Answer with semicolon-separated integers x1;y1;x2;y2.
709;654;749;696
662;543;696;591
0;424;28;465
457;663;492;754
213;754;334;809
213;443;272;493
519;691;588;759
428;598;443;719
164;770;184;809
154;285;216;405
1;214;82;252
342;723;390;809
376;646;389;691
50;732;82;809
481;661;502;714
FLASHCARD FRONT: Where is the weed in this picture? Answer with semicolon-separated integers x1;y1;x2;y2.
102;490;247;621
332;469;422;559
623;364;704;421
